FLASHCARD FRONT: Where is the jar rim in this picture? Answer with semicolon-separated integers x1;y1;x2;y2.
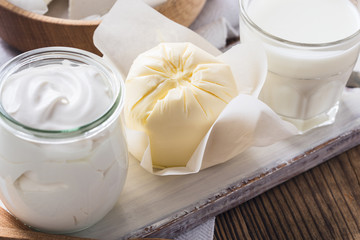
239;0;360;48
0;47;125;139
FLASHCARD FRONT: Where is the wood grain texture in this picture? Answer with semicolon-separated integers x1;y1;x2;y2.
214;145;360;240
0;0;101;54
0;0;206;55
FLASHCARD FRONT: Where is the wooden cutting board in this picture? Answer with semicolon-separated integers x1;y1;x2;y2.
0;0;206;55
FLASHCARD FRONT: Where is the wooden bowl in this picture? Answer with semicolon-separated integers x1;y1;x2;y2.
0;0;206;55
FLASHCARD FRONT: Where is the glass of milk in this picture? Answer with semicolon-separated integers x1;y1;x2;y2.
239;0;360;132
0;47;128;233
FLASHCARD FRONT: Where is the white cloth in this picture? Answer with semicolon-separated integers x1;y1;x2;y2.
176;217;216;240
190;0;240;49
0;39;20;66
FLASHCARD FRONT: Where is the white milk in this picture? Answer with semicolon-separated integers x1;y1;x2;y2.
239;0;360;132
247;0;359;44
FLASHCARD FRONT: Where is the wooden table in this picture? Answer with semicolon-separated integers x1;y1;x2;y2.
215;145;360;240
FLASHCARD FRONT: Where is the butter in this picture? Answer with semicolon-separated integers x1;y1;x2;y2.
125;43;238;168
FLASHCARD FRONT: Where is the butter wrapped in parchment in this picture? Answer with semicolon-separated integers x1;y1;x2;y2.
125;42;238;168
94;0;298;175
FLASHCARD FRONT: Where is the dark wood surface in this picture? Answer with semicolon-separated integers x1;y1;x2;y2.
215;144;360;240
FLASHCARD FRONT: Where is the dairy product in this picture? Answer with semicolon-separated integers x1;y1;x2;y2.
68;0;116;19
1;61;113;130
8;0;166;18
0;47;128;233
7;0;52;14
240;0;360;132
68;0;167;20
0;120;128;233
246;0;359;44
125;42;237;168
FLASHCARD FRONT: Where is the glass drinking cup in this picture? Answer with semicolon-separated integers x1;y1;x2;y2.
239;0;360;132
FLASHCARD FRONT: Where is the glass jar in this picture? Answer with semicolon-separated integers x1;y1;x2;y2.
239;0;360;133
0;47;128;233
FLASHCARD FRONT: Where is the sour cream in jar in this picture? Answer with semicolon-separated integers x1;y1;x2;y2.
0;47;128;233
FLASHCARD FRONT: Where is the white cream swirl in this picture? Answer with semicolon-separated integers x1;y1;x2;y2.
1;61;113;130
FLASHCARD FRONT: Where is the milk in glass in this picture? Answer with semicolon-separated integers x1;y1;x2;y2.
239;0;360;132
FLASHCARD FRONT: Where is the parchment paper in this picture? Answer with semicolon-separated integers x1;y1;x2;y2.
94;0;298;175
